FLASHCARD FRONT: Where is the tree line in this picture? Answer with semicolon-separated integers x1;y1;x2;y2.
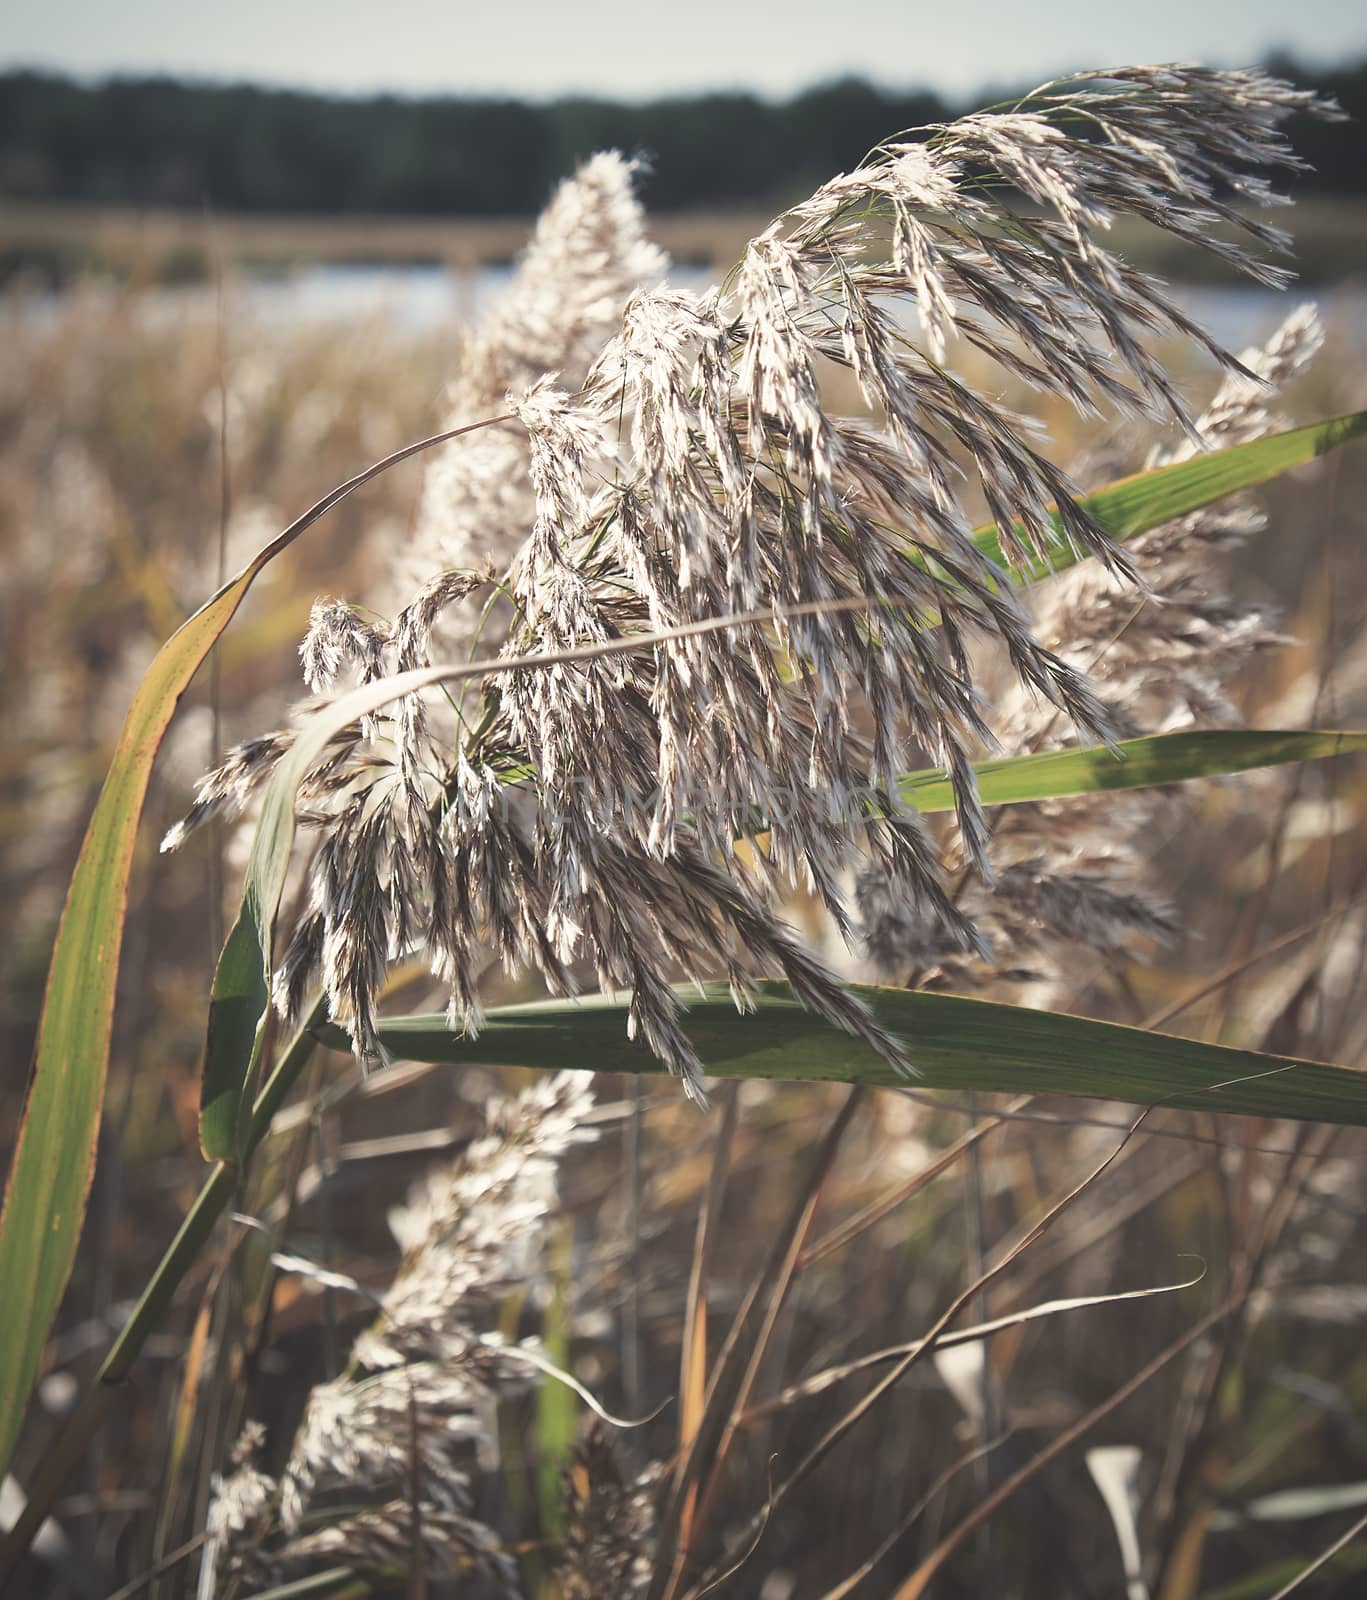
1;56;1364;217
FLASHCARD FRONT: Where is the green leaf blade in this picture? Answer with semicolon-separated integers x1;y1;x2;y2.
972;410;1367;580
0;569;263;1478
203;787;299;1160
343;982;1367;1127
900;729;1367;813
201;912;271;1160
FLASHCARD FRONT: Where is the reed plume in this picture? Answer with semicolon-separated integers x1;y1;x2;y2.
166;66;1340;1099
202;1072;596;1595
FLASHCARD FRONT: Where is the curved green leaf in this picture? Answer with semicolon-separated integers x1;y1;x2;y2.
200;749;306;1159
900;728;1367;813
334;982;1367;1127
972;409;1367;580
0;419;499;1480
0;567;273;1478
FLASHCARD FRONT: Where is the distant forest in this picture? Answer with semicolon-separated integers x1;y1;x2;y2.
2;57;1365;216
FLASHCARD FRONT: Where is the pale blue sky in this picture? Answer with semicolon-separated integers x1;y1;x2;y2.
4;0;1365;98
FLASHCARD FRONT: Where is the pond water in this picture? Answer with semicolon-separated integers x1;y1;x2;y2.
20;260;1367;357
234;262;1367;351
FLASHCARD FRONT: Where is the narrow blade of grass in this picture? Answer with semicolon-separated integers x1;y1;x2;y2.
751;1265;1206;1420
0;539;295;1475
971;409;1367;580
336;982;1367;1126
535;1226;576;1541
900;729;1367;813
